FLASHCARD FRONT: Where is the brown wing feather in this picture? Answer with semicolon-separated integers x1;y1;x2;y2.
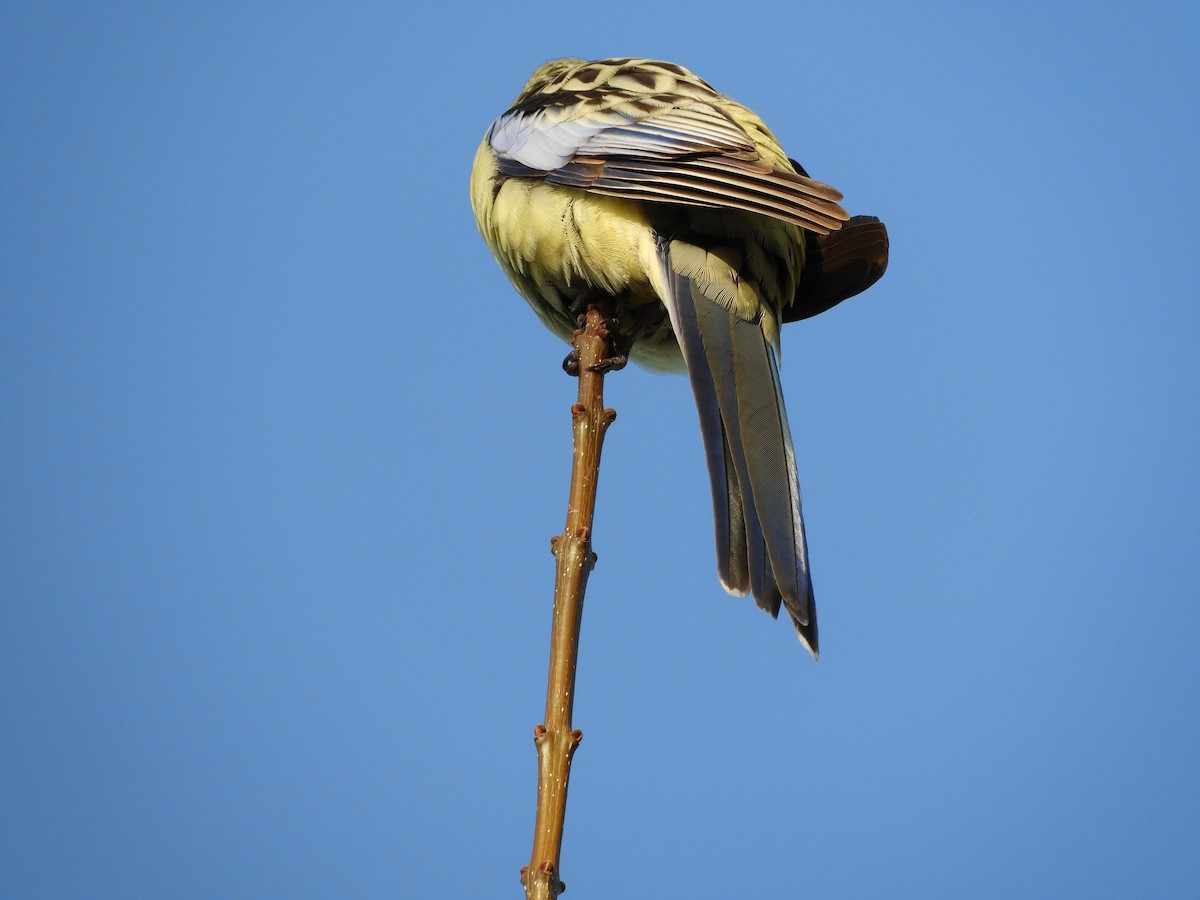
533;155;849;233
786;216;890;322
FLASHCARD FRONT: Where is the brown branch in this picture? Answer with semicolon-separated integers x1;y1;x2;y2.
521;304;619;899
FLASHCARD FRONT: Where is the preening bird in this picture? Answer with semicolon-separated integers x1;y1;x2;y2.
470;57;887;657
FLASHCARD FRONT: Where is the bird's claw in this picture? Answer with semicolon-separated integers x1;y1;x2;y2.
587;354;627;373
562;349;581;376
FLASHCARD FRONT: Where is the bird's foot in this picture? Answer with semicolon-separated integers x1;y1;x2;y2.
562;297;629;375
588;311;629;373
562;343;626;374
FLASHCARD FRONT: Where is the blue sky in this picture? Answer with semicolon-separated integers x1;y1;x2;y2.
3;3;1198;897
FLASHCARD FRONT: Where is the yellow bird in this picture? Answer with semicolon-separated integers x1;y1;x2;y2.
471;57;887;657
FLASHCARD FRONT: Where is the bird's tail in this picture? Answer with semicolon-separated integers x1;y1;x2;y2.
655;236;818;657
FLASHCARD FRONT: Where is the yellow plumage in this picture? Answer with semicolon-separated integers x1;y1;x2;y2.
470;152;664;357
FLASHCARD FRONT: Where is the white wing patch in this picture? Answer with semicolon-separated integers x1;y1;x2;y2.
488;102;754;173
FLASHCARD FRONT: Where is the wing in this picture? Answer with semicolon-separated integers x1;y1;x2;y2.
485;62;850;234
786;215;890;322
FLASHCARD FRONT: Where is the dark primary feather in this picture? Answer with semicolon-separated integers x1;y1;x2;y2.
787;216;890;322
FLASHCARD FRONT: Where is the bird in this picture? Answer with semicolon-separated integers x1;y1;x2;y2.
470;57;887;657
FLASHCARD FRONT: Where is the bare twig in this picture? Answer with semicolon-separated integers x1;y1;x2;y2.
521;304;619;899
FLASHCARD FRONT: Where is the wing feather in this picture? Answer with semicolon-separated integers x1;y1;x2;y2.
486;62;848;234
